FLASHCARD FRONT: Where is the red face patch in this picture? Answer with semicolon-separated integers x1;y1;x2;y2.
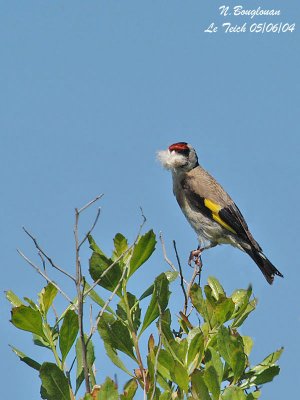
168;142;189;152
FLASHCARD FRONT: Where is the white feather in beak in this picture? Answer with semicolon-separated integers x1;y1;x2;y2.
157;149;187;170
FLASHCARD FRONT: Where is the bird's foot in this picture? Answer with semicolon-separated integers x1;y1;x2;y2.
188;247;202;267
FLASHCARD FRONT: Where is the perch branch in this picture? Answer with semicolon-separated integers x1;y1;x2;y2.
173;240;188;315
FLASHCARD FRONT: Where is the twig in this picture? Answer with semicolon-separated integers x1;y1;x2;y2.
173;240;188;315
74;208;91;394
72;195;104;394
79;207;101;249
77;194;104;214
186;263;202;317
159;232;178;273
69;266;126;376
17;249;73;304
150;304;163;400
38;251;46;273
89;304;93;332
71;205;147;381
88;265;128;341
22;227;76;282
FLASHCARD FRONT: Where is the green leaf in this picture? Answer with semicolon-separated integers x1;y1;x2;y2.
207;276;225;300
157;349;175;381
139;283;154;301
59;309;79;363
242;365;281;389
103;341;133;376
246;391;261;399
33;333;51;349
211;298;235;327
231;286;252;313
96;377;119;400
38;283;58;316
129;230;156;277
139;271;177;301
202;347;223;400
98;313;137;361
190;284;211;323
203;366;220;400
160;309;174;343
5;290;24;307
231;286;256;328
252;366;280;385
174;337;188;364
159;393;172;400
89;252;123;296
252;347;283;372
186;328;204;374
191;370;211;400
217;326;246;383
39;362;71;400
11;305;45;338
120;378;138;399
75;336;95;394
117;292;141;331
221;386;247;400
164;270;179;282
242;336;253;356
24;296;39;309
88;234;106;255
140;273;170;335
159;391;172;400
113;233;128;259
240;347;283;389
10;345;41;371
83;282;114;314
204;347;223;386
172;361;189;392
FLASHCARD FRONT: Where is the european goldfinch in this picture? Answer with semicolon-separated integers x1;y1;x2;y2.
157;142;283;284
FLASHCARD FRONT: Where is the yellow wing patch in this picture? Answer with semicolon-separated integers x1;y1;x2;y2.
204;198;237;234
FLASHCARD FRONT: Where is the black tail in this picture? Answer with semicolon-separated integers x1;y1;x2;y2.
245;248;283;285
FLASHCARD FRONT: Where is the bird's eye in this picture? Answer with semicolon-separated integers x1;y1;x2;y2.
176;148;190;156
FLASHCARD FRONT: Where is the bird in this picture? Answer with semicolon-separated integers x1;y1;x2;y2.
157;142;283;284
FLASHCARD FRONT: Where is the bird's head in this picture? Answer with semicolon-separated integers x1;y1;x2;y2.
157;142;199;172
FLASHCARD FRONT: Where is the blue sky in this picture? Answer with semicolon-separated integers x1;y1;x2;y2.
1;0;299;398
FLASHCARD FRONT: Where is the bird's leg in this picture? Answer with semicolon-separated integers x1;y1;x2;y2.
188;242;218;267
188;246;202;266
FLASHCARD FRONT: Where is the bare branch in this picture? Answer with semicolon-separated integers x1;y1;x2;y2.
22;227;76;282
38;251;46;272
159;232;178;272
17;249;73;304
77;194;104;214
139;206;146;227
78;207;101;249
74;208;91;394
